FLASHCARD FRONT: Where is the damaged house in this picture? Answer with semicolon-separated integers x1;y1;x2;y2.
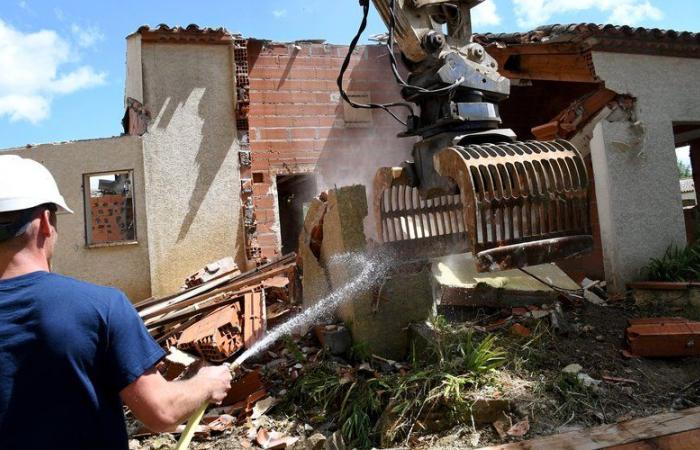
2;23;700;301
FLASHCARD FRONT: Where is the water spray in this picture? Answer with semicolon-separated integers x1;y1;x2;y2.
175;250;392;450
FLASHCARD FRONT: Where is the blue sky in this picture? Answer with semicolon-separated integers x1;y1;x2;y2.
0;0;698;149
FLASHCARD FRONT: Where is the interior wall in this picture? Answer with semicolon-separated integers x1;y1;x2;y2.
140;42;245;296
247;41;416;259
2;136;151;301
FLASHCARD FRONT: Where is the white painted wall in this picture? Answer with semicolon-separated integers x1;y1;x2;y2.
140;42;245;296
590;52;700;291
3;137;152;301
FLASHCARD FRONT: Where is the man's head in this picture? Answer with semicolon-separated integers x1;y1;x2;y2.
0;156;72;268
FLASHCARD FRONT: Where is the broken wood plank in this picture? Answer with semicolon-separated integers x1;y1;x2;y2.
477;407;700;450
609;428;700;449
141;260;294;323
138;271;241;319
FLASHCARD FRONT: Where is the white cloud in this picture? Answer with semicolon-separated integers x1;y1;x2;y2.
472;0;502;28
0;19;106;123
272;9;287;18
512;0;662;28
71;24;104;48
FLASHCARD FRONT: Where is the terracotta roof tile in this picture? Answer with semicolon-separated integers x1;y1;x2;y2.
474;23;700;58
134;24;242;45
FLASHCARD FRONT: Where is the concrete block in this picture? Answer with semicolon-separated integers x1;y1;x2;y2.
319;185;369;324
350;267;435;360
313;185;435;360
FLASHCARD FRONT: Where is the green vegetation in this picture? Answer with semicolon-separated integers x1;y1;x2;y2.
644;243;700;282
285;318;505;449
678;159;692;179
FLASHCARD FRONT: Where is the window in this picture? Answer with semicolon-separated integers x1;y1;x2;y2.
83;170;137;246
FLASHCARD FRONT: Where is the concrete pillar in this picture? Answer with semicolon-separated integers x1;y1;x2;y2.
590;120;686;293
309;185;434;360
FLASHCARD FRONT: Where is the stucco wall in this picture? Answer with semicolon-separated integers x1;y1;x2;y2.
140;42;244;296
125;34;143;105
3;136;151;301
590;52;700;291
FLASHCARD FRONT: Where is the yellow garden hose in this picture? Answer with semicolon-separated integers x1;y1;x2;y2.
175;362;238;450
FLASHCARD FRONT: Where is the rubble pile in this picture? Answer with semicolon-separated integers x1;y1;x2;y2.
136;254;298;360
126;250;700;449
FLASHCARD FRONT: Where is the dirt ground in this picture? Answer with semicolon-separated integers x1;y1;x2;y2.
130;298;700;450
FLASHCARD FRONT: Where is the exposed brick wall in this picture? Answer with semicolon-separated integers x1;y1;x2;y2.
245;40;607;281
247;40;414;259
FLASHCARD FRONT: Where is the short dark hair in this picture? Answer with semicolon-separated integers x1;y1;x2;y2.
0;204;56;243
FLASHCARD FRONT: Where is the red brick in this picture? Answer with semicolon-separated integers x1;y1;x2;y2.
258;128;290;140
254;195;276;209
258;234;279;247
251;159;271;171
261;246;280;258
252;183;271;196
290;128;318;140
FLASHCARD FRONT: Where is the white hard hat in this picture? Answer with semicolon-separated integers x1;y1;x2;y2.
0;155;73;214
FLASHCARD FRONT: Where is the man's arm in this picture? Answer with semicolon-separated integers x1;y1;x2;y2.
120;365;232;433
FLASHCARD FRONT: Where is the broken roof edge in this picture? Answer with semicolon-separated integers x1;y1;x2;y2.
130;24;243;45
129;24;388;48
0;134;141;154
475;23;700;58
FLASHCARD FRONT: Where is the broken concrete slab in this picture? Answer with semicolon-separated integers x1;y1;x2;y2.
432;256;580;307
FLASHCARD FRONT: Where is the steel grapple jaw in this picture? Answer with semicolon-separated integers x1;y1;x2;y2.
373;139;593;271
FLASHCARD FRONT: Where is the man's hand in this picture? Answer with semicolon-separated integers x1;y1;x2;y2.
195;365;232;404
121;364;233;432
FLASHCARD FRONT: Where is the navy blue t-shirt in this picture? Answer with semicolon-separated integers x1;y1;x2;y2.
0;271;166;450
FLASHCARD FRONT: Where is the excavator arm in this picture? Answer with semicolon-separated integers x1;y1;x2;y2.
349;0;593;271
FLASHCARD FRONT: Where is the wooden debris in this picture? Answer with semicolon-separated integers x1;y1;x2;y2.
184;257;240;289
137;254;298;364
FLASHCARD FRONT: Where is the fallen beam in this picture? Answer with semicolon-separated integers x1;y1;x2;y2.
478;407;700;450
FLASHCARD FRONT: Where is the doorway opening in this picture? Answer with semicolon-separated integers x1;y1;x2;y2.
276;174;318;255
674;123;700;244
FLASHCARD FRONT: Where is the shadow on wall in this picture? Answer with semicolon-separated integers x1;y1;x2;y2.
315;46;418;240
175;86;236;243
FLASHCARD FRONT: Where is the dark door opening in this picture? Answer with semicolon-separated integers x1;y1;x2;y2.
277;174;318;255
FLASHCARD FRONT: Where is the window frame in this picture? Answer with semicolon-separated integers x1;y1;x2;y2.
82;169;139;248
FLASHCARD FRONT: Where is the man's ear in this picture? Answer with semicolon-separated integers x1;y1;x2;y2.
38;209;54;237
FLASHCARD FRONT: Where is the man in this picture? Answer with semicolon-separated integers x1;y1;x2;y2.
0;155;232;449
